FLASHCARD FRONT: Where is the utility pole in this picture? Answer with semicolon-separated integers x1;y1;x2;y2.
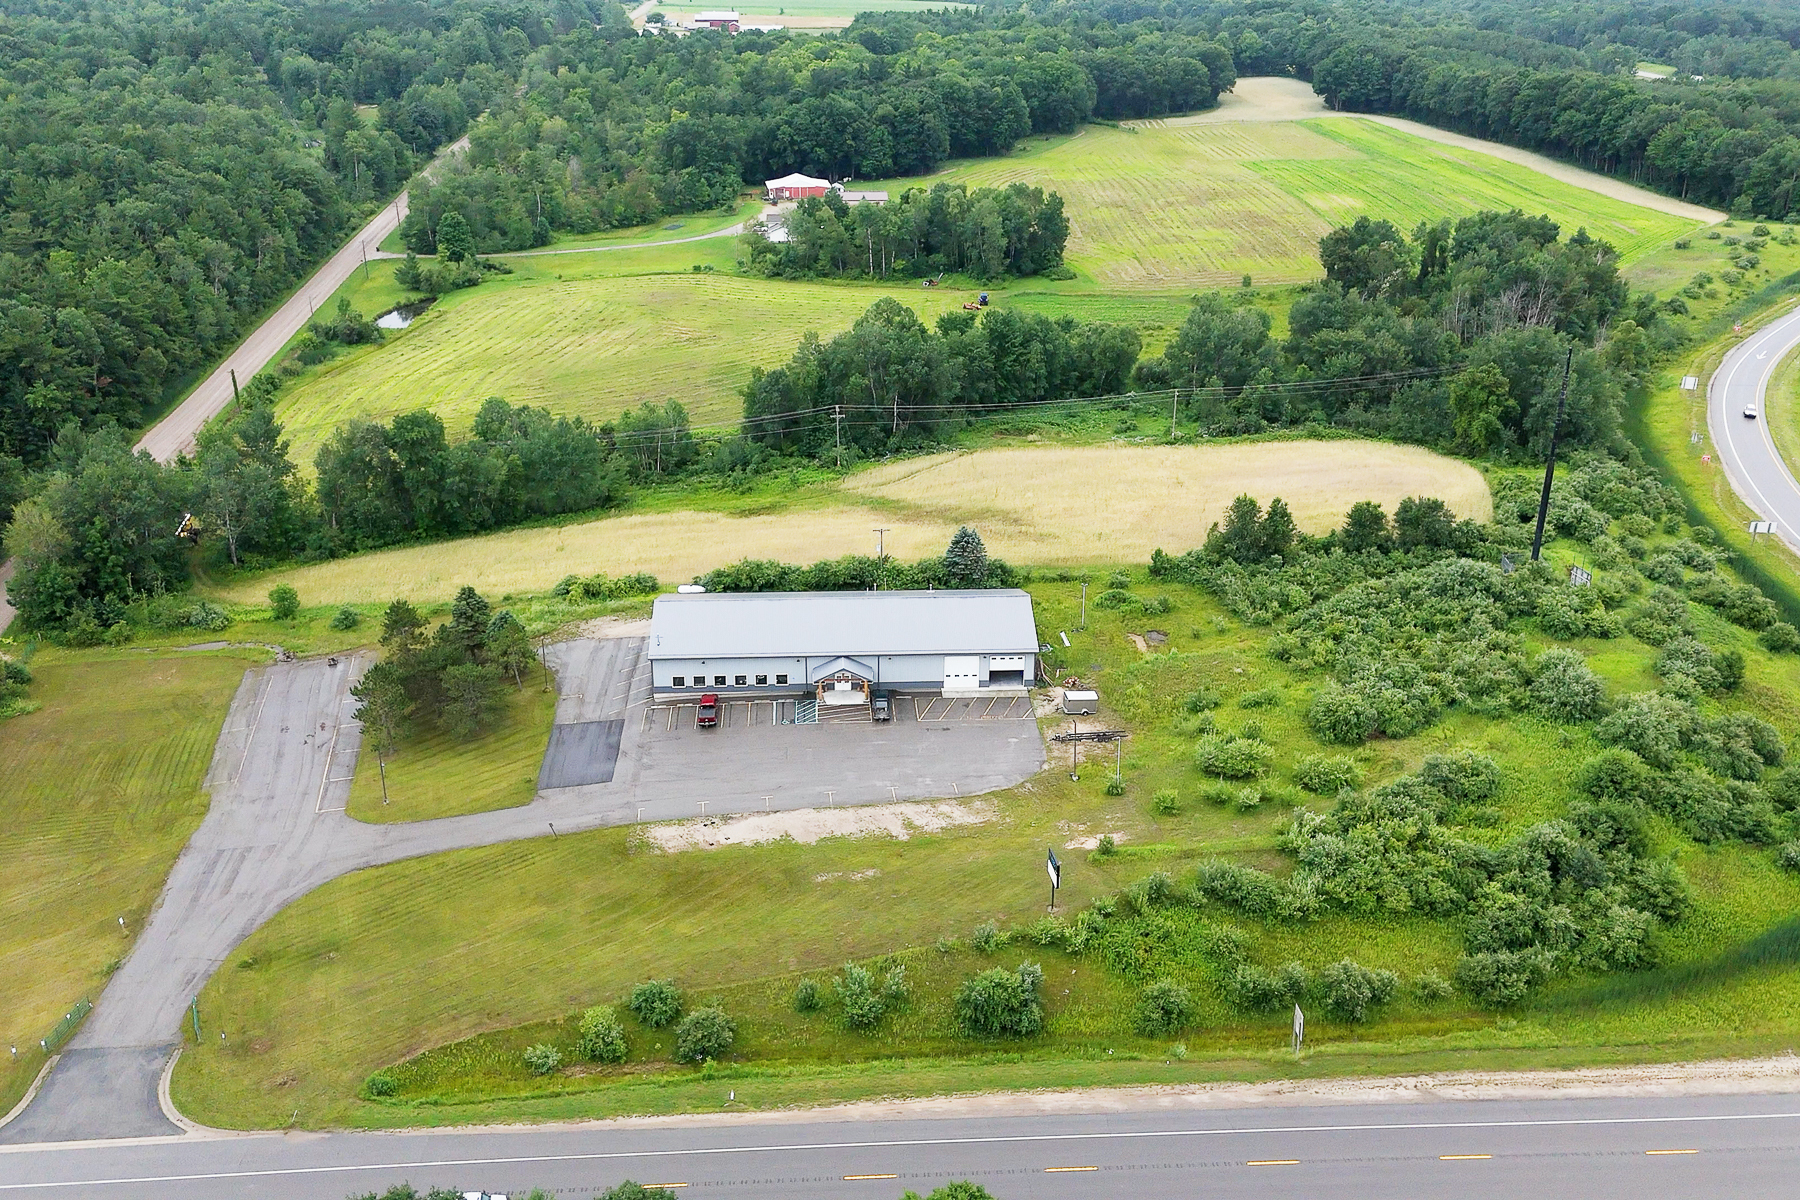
1530;349;1575;562
377;750;389;804
361;241;369;280
833;405;845;469
228;369;240;405
873;528;890;589
1170;389;1180;439
1080;581;1088;630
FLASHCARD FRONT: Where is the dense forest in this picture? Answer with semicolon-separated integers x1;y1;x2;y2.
0;0;599;465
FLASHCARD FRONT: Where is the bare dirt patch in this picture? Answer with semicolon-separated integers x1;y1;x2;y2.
643;801;995;852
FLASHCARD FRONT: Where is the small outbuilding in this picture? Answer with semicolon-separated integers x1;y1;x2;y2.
764;172;830;201
1061;690;1099;715
650;589;1038;700
691;9;740;29
834;186;889;205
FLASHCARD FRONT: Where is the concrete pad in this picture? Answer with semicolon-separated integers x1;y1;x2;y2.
538;719;624;789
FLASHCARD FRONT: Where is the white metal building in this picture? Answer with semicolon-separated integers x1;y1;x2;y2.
649;589;1038;701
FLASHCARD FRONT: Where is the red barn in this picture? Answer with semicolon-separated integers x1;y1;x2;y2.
764;172;830;201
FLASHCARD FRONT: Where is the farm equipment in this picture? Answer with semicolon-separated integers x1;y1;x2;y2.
961;292;990;311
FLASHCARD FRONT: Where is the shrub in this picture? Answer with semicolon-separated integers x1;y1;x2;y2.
1528;649;1606;721
577;1006;628;1064
1294;754;1362;794
1133;979;1194;1035
1151;789;1180;815
268;584;299;621
329;606;360;630
1104;775;1126;796
1656;637;1741;693
833;963;887;1032
627;979;684;1028
1095;834;1117;857
1418;750;1502;804
186;600;232;631
1596;692;1700;769
1308;685;1379;744
970;922;1006;953
1575;748;1654;804
1238;687;1280;708
953;963;1045;1038
1191;858;1283;915
523;1043;563;1075
1779;843;1800;873
673;1006;736;1063
1454;948;1551;1007
1093;588;1138;611
1107;569;1132;589
793;978;822;1013
1762;622;1800;653
1318;959;1398;1022
1412;972;1454;1001
1196;735;1273;778
1229;961;1309;1011
362;1070;397;1098
1184;686;1221;712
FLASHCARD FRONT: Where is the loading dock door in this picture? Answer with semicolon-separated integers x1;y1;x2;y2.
944;656;980;690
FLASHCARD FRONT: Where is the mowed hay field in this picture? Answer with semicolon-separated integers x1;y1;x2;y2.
0;649;258;1116
274;272;976;470
207;440;1490;605
886;117;1700;289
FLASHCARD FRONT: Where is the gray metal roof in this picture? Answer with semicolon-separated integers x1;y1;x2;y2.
649;589;1038;660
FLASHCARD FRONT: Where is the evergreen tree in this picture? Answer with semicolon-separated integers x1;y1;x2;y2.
1207;495;1264;564
381;599;425;649
943;526;989;587
351;661;411;754
486;610;535;687
447;586;492;652
437;211;473;263
1261;497;1296;559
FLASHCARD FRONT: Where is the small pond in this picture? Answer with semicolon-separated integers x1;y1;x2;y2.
375;298;436;330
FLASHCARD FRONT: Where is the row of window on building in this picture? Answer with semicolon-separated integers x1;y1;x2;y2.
672;673;790;689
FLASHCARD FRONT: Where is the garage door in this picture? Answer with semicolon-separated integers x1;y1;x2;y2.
944;656;980;690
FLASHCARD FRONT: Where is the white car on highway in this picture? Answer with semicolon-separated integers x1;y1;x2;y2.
1745;402;1759;419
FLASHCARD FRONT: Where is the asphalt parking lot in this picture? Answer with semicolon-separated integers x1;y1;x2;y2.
540;639;1046;821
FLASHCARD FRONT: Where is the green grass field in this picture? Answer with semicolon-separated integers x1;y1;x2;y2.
170;545;1800;1130
872;119;1702;290
0;647;262;1117
347;674;558;823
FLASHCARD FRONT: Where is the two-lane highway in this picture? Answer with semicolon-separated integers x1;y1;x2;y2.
1707;299;1800;555
2;1092;1799;1198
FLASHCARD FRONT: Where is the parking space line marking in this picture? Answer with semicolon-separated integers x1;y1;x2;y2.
1647;1149;1700;1155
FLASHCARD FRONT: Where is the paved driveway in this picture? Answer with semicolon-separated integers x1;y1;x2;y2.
1;637;1044;1144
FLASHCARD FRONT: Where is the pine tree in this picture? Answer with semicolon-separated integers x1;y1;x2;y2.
447;585;492;653
1261;497;1295;559
436;211;473;263
943;526;989;587
380;599;425;649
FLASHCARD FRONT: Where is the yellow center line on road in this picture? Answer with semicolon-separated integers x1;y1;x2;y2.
1246;1159;1301;1166
1440;1154;1493;1160
648;1185;689;1189
1044;1165;1100;1172
844;1174;900;1181
1646;1149;1700;1155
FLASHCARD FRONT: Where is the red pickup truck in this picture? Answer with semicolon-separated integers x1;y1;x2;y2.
696;693;720;727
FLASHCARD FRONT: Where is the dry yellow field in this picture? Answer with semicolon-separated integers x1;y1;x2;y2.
208;441;1490;605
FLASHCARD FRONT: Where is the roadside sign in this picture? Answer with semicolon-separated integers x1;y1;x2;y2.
1047;848;1062;910
1751;521;1777;539
1500;553;1514;574
1681;376;1699;390
1292;1004;1304;1053
1569;565;1592;587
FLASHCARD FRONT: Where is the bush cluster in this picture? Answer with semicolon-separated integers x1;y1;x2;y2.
831;962;909;1033
1195;734;1274;779
673;1007;735;1063
577;1006;628;1064
552;572;661;603
1293;754;1362;795
953;963;1046;1038
627;979;684;1028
